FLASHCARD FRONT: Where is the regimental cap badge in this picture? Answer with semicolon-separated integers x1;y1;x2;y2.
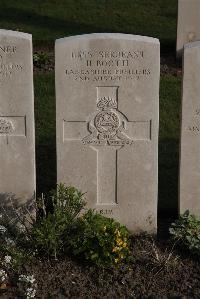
82;87;133;147
0;118;14;134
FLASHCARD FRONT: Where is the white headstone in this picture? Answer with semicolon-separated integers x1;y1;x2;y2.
0;30;36;211
56;33;159;232
177;0;200;57
179;41;200;217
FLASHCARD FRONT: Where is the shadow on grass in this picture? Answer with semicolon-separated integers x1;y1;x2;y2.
157;137;179;236
34;73;56;196
0;5;176;53
0;7;114;36
160;40;176;55
36;135;57;196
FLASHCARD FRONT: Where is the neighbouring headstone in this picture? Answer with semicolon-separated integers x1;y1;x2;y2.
56;33;159;232
0;30;36;212
177;0;200;57
179;41;200;217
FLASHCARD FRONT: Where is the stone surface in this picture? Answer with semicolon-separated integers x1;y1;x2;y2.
56;33;159;232
177;0;200;57
0;30;36;211
179;41;200;217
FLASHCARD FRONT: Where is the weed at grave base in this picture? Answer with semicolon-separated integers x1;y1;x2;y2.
0;183;131;264
69;209;131;267
33;51;50;68
0;183;132;297
31;183;86;259
169;211;200;257
0;187;200;297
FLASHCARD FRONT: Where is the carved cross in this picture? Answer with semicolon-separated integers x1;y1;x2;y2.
63;86;151;205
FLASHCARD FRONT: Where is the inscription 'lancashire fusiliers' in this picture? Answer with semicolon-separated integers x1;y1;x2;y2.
65;68;151;82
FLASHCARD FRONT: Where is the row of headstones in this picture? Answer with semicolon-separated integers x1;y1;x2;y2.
177;0;200;57
177;0;200;222
0;29;199;234
176;0;200;217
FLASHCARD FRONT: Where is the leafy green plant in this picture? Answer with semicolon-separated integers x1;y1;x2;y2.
70;210;131;267
33;51;49;68
169;211;200;256
31;184;86;258
1;184;132;267
0;184;86;260
0;184;87;297
0;244;33;271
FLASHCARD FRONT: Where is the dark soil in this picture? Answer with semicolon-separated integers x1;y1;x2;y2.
1;235;199;299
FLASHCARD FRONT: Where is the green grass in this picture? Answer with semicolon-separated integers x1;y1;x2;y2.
0;0;177;51
159;75;181;215
34;74;56;193
34;73;181;215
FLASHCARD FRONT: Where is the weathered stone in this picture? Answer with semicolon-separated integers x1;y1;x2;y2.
179;41;200;217
56;33;159;232
177;0;200;57
0;30;36;212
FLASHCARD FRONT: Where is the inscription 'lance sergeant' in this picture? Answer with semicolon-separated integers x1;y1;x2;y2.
71;50;144;60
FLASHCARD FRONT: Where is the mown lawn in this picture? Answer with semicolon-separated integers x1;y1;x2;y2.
0;0;177;51
34;73;182;216
159;74;181;216
34;74;56;194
